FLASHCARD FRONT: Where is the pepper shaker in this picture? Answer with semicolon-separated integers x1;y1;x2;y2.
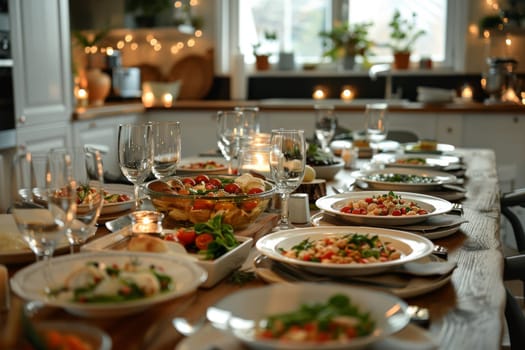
289;193;310;224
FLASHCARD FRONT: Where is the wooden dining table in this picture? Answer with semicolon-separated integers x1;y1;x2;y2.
2;148;505;350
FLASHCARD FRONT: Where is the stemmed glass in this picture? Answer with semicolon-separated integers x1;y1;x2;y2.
50;147;104;253
269;129;306;230
217;110;244;174
314;104;337;152
11;151;77;263
364;103;388;153
151;120;182;180
118;123;154;209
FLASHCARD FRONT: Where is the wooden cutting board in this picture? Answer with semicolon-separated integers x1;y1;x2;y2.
167;54;214;100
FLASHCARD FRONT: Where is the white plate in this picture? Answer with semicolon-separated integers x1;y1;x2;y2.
312;160;344;180
352;167;457;192
10;251;207;317
176;322;438;350
100;184;135;215
253;254;453;299
310;212;465;240
256;226;434;277
81;228;253;288
176;157;228;175
315;191;453;226
206;283;410;350
373;153;461;170
0;214;70;264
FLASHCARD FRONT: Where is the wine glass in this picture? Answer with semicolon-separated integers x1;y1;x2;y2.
151;120;182;179
11;150;77;263
314;104;337;153
118;123;154;209
217;110;244;174
364;103;388;153
234;106;260;135
269;129;306;230
50;147;104;253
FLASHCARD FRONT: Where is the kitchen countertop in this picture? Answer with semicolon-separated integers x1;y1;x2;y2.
72;99;525;121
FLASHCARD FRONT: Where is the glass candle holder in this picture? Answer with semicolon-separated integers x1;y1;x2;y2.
130;210;164;236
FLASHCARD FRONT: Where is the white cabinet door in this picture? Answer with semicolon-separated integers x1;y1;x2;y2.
17;122;70;153
9;0;72;130
72;114;140;179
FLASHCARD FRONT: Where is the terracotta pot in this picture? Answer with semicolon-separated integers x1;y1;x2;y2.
393;52;411;70
86;68;111;106
255;55;270;71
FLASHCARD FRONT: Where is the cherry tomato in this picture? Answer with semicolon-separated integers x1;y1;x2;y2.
242;199;258;211
340;206;353;214
205;183;218;191
247;187;264;194
352;209;362;215
192;199;214;210
195;233;214;250
176;228;196;246
182;177;196;186
194;174;210;183
391;209;402;216
164;233;177;241
223;183;241;194
417;209;428;215
208;178;222;188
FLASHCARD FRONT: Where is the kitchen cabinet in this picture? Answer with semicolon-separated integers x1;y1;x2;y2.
71;114;140;180
9;0;73;152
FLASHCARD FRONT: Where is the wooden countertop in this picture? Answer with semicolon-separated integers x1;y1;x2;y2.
72;99;525;121
2;148;505;350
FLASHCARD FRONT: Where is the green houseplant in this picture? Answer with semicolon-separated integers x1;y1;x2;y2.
252;30;278;71
388;10;426;69
319;22;373;70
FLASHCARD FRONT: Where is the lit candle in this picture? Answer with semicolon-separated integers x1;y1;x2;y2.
76;88;88;107
340;86;354;102
312;86;327;100
142;91;155;107
461;85;473;101
130;210;164;235
162;93;173;107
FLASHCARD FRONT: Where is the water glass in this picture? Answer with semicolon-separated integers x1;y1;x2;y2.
118;123;154;209
217;110;244;174
365;103;388;151
269;129;306;230
50;147;104;253
151;120;182;180
314;104;337;152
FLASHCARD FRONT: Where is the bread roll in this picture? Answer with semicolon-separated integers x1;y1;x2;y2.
128;235;168;253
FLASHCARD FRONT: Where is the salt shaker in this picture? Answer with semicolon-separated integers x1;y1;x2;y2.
289;193;310;224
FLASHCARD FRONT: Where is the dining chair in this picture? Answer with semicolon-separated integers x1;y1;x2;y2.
501;189;525;252
504;255;525;350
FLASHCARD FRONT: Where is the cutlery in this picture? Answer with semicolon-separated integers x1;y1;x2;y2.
173;315;208;337
451;202;464;215
105;214;132;232
441;183;467;193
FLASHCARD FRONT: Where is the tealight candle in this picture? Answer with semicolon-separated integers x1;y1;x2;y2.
76;88;88;107
461;85;473;101
312;86;327;100
340;86;355;102
130;210;164;236
142;91;155;107
162;93;173;107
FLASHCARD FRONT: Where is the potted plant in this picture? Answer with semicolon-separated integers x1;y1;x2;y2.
319;21;373;70
252;30;278;71
388;10;426;69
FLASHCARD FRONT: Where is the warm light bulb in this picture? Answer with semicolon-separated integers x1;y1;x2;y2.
340;86;355;101
461;85;473;100
162;93;173;107
312;86;327;100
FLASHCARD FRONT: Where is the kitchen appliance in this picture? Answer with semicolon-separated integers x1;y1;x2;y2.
105;50;141;99
483;57;518;104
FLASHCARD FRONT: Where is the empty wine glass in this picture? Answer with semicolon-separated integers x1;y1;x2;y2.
118;123;154;209
234;106;260;135
217;110;244;174
269;129;306;230
11;150;77;263
365;103;388;153
314;104;337;152
50;147;104;253
151;120;182;179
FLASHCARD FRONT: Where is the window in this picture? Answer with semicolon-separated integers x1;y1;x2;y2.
235;0;453;67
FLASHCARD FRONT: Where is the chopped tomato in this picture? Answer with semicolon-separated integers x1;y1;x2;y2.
194;174;210;183
195;233;214;250
351;209;361;215
247;187;264;194
176;228;196;246
345;327;358;338
340;206;353;214
391;209;402;216
321;251;334;260
417;209;428;215
205;183;218;191
192;199;214;210
242;199;259;211
164;233;177;241
223;183;242;194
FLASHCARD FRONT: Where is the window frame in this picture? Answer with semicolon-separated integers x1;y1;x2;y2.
215;0;468;74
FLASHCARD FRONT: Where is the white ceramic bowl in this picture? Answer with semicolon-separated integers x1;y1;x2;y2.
312;160;344;180
206;283;410;350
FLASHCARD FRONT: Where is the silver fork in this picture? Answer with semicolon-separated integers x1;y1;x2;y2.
451;203;464;216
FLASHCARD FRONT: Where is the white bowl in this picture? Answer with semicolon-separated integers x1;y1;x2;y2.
312;160;344;180
207;283;410;350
